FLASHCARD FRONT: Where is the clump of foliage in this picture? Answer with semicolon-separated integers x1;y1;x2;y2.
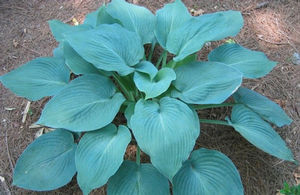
280;182;300;195
0;0;295;194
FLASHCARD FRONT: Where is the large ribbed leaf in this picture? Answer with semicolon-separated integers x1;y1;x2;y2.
227;105;294;161
173;148;243;195
171;61;242;104
155;0;191;48
134;68;176;99
107;0;155;44
208;43;277;78
53;43;64;58
66;24;144;76
37;74;125;132
13;129;76;191
84;4;118;27
76;124;131;195
0;57;70;101
233;87;292;127
48;20;92;42
107;161;170;195
63;42;99;75
130;97;200;180
167;11;243;61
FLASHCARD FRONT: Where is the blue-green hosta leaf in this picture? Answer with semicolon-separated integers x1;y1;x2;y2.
155;0;192;48
76;124;131;195
134;61;158;80
63;42;99;75
167;11;243;61
0;57;70;101
208;43;277;78
13;129;76;191
173;148;243;195
233;87;292;127
53;43;64;58
107;0;155;44
107;161;170;195
84;4;118;27
134;68;176;99
227;105;294;161
48;20;92;42
124;102;135;129
130;97;200;180
171;61;242;104
37;74;125;132
66;24;144;76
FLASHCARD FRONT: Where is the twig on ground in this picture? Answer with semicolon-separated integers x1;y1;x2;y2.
0;5;27;11
242;1;269;15
20;44;42;56
5;128;14;173
257;36;289;45
63;15;75;23
22;101;31;123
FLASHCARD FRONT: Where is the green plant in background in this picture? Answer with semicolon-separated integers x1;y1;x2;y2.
0;0;295;194
280;182;300;195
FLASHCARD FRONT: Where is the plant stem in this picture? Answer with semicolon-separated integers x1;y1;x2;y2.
193;102;239;110
155;50;165;68
199;119;230;126
136;146;141;166
162;50;168;68
166;60;177;69
148;42;156;61
128;91;136;102
112;73;132;100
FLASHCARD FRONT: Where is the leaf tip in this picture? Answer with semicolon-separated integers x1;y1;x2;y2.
82;189;92;195
293;159;299;166
225;116;232;125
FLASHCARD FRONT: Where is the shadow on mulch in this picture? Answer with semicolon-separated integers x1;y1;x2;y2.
0;0;299;194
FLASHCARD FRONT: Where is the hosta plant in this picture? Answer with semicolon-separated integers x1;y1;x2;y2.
0;0;295;194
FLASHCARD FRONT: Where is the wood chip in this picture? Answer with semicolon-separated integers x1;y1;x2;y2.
72;18;79;26
4;107;15;111
294;169;300;185
0;175;11;195
29;124;42;129
22;101;31;123
256;1;269;9
0;176;4;182
190;8;204;16
12;39;18;48
35;128;44;138
44;128;55;133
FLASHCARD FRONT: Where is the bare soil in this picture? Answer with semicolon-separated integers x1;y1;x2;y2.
0;0;299;194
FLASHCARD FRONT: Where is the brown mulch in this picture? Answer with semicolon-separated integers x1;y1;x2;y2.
0;0;299;194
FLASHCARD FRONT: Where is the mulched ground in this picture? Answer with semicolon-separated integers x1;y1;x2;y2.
0;0;299;194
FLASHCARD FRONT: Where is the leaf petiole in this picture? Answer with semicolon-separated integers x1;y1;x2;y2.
193;102;239;110
112;73;134;101
156;50;167;68
161;50;168;68
136;146;141;166
199;119;230;126
147;42;156;61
